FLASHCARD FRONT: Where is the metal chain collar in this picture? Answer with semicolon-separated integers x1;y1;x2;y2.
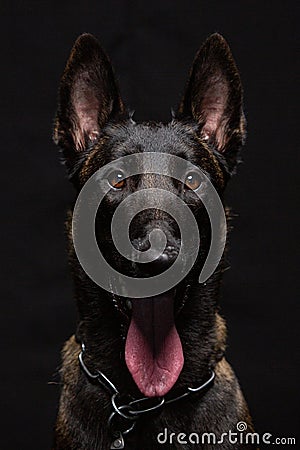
78;343;215;449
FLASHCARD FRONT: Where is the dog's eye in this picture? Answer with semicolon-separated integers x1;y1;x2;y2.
108;170;126;190
185;172;202;190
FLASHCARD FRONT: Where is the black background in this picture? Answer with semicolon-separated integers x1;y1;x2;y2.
1;1;299;449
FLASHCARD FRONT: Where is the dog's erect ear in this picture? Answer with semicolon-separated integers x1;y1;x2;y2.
54;34;124;162
178;34;246;173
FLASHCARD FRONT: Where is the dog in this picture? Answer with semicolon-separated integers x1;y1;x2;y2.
52;33;257;449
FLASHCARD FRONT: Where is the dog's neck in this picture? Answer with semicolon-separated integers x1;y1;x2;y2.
74;268;226;397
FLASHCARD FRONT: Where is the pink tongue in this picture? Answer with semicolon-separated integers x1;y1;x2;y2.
125;293;184;397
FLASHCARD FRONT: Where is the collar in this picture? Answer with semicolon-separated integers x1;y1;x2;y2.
78;342;215;449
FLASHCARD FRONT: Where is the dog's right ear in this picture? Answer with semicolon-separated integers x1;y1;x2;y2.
53;34;124;169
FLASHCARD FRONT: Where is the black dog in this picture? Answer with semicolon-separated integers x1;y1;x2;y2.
53;33;256;449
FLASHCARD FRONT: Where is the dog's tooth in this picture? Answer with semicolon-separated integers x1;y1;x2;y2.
126;299;132;310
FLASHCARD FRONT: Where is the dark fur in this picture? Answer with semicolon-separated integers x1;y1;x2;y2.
53;33;256;449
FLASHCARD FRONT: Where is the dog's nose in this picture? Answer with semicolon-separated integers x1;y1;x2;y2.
138;248;177;276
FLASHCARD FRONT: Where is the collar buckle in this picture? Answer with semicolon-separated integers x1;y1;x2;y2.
110;432;125;449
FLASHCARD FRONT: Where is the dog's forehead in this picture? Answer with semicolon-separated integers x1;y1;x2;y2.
127;123;190;148
108;121;195;153
105;121;199;169
131;124;188;171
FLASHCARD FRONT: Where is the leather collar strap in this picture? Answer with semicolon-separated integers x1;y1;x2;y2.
78;343;215;449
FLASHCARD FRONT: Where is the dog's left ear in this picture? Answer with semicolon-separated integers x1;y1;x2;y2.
54;33;125;169
178;33;246;174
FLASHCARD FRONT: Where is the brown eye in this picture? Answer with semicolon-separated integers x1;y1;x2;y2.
108;170;126;189
185;171;202;190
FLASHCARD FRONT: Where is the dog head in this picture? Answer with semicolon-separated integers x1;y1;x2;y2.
54;33;245;397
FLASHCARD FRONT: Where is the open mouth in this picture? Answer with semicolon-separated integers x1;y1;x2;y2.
125;290;183;398
114;288;188;398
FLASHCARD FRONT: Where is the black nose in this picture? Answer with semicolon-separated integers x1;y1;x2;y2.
137;249;177;276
